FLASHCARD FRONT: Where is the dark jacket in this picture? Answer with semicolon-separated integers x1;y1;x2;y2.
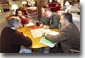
39;14;59;29
0;27;32;53
46;23;80;53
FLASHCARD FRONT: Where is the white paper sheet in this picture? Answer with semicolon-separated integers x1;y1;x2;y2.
25;22;34;27
44;29;59;35
31;28;59;38
31;28;44;38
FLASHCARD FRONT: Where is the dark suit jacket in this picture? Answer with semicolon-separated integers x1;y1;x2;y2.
39;14;59;29
46;23;80;53
0;27;32;53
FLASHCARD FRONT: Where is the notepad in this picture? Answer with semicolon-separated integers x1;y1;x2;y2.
40;37;56;47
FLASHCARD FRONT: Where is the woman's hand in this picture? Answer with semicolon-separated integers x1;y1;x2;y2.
21;16;26;19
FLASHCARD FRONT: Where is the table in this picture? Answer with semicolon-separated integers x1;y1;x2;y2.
17;26;59;48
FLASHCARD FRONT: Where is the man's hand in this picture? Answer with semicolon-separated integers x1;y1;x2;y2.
43;25;49;29
40;24;44;27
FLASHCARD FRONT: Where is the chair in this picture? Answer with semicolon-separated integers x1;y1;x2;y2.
70;49;80;53
44;3;61;12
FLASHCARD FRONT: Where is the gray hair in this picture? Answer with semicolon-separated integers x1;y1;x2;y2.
8;18;19;27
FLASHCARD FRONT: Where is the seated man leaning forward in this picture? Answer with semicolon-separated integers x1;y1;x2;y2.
39;9;60;29
45;13;80;53
0;16;32;53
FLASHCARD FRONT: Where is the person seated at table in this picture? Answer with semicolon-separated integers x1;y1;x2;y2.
0;16;32;53
39;8;49;26
39;9;60;29
15;9;29;26
22;4;29;16
45;13;80;53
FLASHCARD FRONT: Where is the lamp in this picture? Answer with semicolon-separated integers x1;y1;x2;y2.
64;1;70;13
27;0;35;7
31;0;35;7
11;4;19;15
49;0;52;3
22;1;27;5
57;0;60;2
11;4;19;10
65;1;70;6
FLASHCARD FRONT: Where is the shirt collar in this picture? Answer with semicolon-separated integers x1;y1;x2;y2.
10;27;16;30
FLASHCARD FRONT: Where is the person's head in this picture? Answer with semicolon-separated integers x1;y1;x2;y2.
15;9;23;16
8;16;22;29
45;9;52;18
60;13;73;26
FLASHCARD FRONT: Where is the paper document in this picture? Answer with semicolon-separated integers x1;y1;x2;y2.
31;28;44;38
31;28;59;38
40;37;56;47
25;22;34;26
47;31;59;35
44;29;59;35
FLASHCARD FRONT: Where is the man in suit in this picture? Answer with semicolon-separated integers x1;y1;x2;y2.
39;9;59;29
39;8;60;53
0;16;32;53
45;13;80;53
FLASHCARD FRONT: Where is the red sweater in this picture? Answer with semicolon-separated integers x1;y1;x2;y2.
20;16;29;25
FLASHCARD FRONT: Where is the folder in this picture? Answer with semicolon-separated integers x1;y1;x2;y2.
40;37;56;47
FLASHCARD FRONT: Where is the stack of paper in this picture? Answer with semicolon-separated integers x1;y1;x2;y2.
40;37;56;47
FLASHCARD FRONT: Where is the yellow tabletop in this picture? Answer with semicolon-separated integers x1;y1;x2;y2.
17;26;59;48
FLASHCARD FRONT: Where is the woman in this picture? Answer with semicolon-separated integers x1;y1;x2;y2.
15;9;29;26
22;4;29;16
